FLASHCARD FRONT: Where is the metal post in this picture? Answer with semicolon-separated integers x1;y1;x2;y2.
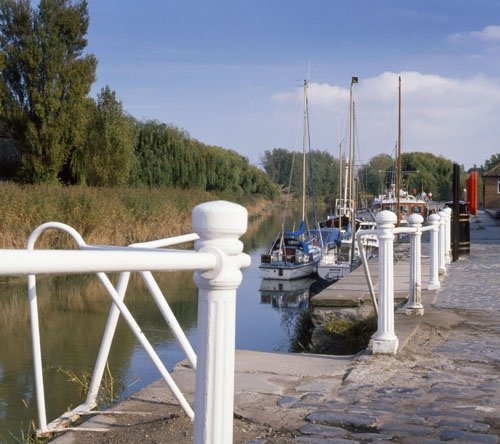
192;201;250;444
84;272;131;410
373;210;399;354
28;274;48;432
428;214;441;290
26;222;87;433
406;213;424;315
452;163;460;262
438;210;447;275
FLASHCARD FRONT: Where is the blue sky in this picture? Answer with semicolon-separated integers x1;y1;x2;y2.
85;0;500;170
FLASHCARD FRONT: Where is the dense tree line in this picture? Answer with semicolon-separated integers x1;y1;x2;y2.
0;0;278;198
263;147;469;202
261;148;340;199
358;152;468;202
131;120;278;197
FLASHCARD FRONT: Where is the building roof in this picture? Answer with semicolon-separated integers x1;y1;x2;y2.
483;162;500;177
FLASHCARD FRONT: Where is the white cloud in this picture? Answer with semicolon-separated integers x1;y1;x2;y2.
449;25;500;43
269;71;500;168
271;82;348;107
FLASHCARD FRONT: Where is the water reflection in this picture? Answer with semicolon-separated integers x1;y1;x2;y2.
259;277;313;349
0;272;198;440
0;207;319;441
259;277;313;309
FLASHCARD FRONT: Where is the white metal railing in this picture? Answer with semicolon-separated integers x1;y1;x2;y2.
0;200;250;443
355;209;450;355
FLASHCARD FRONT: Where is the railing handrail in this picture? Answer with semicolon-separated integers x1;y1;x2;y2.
0;248;218;275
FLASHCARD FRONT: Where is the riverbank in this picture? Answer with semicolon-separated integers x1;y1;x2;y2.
50;211;500;442
0;183;273;249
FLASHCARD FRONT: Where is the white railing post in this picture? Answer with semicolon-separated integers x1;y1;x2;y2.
443;207;452;264
405;213;424;315
192;201;250;444
438;210;447;275
428;213;441;290
373;210;399;355
28;274;48;432
83;272;131;411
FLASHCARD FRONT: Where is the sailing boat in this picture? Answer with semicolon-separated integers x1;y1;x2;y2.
371;77;428;224
259;80;322;280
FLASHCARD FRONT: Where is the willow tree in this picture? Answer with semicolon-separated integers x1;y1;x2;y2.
82;86;135;186
0;0;96;183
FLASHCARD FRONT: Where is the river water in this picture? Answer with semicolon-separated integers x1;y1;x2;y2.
0;209;315;441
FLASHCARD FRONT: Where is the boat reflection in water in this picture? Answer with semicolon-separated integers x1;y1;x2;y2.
259;277;315;349
259;276;314;309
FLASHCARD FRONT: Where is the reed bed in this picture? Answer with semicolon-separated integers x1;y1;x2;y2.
0;183;272;249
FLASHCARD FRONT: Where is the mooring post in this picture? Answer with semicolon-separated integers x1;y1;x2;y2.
452;163;461;262
406;213;424;315
192;201;250;444
428;213;441;290
373;210;399;354
438;210;447;275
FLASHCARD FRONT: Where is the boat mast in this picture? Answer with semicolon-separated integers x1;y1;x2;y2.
396;76;402;226
347;77;357;265
338;139;343;222
302;79;308;223
348;80;354;212
349;78;358;268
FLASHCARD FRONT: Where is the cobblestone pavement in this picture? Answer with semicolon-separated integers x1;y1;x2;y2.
264;210;500;443
435;212;500;311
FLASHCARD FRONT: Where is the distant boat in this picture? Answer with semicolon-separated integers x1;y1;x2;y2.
316;216;377;281
259;80;322;280
370;76;428;224
260;221;322;280
371;187;428;224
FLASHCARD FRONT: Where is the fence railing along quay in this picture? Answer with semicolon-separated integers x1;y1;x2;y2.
0;200;250;444
356;208;452;355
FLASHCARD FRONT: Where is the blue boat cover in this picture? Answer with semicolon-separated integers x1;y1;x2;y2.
309;227;342;248
284;220;305;238
300;240;310;253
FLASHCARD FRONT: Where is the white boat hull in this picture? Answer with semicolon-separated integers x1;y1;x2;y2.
317;261;352;281
259;261;317;280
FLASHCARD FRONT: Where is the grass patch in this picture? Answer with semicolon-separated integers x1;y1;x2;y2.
0;183;272;249
291;312;377;355
4;423;51;444
323;316;377;354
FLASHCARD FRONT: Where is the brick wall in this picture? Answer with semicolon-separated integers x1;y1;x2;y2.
484;177;500;208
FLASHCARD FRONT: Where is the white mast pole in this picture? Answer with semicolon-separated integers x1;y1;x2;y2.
396;76;402;226
347;77;357;263
348;81;353;210
302;79;308;224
